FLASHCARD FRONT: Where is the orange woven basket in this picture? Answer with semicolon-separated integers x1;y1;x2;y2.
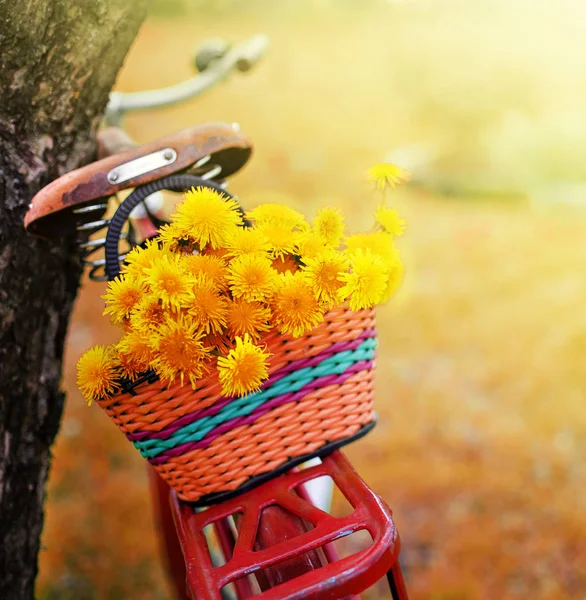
98;306;377;504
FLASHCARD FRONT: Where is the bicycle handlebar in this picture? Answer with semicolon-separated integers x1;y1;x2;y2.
104;34;268;126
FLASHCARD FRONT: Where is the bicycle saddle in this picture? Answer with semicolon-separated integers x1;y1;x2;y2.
25;122;252;239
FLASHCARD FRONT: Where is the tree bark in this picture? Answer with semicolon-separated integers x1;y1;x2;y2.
0;2;149;597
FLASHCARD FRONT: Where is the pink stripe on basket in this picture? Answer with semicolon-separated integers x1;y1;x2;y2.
148;359;373;465
127;328;375;443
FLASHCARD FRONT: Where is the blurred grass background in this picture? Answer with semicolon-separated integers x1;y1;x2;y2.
38;1;586;598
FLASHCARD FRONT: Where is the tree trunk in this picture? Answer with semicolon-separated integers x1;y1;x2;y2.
0;2;148;597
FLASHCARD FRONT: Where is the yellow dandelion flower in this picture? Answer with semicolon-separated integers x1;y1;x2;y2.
145;254;194;310
122;239;168;278
294;230;325;260
130;294;167;334
256;221;297;259
158;222;197;253
226;299;272;341
224;226;271;258
203;246;229;260
102;275;146;325
150;316;211;388
313;206;344;247
217;334;271;397
374;205;407;237
272;255;299;274
187;275;228;334
338;248;388;310
227;254;279;302
204;332;233;355
246;203;307;229
182;254;229;291
383;253;404;302
301;248;349;305
346;231;397;263
169;186;243;249
115;332;154;381
367;163;410;192
272;272;325;337
76;345;119;405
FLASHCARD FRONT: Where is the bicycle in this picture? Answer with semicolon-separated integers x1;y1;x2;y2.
25;35;409;600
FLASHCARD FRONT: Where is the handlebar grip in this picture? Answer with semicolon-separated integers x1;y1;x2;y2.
97;127;137;159
194;38;231;73
235;34;269;72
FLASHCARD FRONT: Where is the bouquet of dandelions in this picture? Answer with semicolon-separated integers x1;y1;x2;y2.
76;163;409;406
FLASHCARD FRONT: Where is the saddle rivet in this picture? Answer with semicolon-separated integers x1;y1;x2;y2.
109;171;119;182
164;150;174;161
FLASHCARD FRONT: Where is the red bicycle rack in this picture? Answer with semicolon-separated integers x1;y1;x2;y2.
159;450;408;600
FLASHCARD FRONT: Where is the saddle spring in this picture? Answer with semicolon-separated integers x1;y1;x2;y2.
73;156;227;281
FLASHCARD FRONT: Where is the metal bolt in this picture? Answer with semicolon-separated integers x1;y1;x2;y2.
109;171;119;182
164;150;174;161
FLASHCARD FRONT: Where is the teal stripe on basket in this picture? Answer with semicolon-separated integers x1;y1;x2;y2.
132;337;377;459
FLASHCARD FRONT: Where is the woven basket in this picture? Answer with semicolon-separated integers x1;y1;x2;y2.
98;306;377;503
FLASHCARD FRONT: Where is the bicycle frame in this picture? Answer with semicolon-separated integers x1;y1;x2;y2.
25;34;409;599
